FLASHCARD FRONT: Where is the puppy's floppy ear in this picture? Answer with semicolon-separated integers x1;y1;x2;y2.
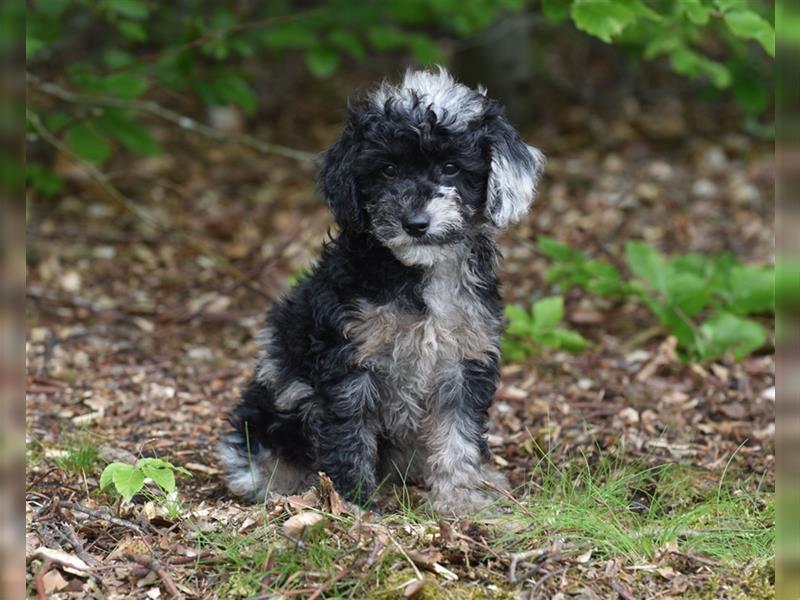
484;114;545;229
318;122;362;231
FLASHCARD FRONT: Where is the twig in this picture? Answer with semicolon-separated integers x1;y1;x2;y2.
59;501;147;536
35;559;53;600
529;567;567;598
60;522;99;567
386;531;424;581
26;111;273;301
128;555;184;599
483;479;537;520
509;549;547;583
608;577;636;600
28;73;317;163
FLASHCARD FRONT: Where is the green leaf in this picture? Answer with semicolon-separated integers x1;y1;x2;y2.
665;271;711;317
724;10;775;56
681;0;712;25
541;0;572;23
194;70;256;113
329;29;366;60
100;463;145;502
571;0;658;43
117;20;147;42
27;163;62;197
99;464;117;490
732;68;771;114
263;23;318;49
65;122;111;163
105;0;150;20
669;48;732;88
100;73;148;99
367;26;409;50
140;464;176;493
538;236;580;262
551;328;587;352
505;304;532;335
699;312;767;360
305;47;340;79
96;110;162;155
625;241;667;293
103;49;134;68
725;265;774;314
532;296;564;331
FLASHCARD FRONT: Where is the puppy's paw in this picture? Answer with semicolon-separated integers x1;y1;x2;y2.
480;466;510;493
430;486;500;515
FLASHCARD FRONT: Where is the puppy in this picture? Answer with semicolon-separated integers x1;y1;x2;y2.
218;67;544;513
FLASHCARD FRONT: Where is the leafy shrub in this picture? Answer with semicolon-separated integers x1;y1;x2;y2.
100;457;191;515
543;0;774;114
538;236;773;361
503;296;587;360
26;0;773;193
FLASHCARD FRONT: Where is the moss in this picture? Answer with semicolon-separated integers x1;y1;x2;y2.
365;569;514;600
732;560;775;600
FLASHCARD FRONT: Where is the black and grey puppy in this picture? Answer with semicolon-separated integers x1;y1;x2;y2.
218;68;544;513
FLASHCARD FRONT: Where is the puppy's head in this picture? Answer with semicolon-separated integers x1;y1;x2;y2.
318;67;545;266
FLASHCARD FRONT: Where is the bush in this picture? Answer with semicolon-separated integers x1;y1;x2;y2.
26;0;773;192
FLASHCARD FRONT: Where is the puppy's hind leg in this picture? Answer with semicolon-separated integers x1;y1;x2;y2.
218;380;315;503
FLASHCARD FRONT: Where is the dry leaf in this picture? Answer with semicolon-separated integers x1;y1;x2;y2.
318;472;346;516
403;577;427;597
33;548;91;577
42;569;70;593
282;511;326;536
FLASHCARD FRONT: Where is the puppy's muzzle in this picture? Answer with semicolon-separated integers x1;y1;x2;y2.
401;211;431;237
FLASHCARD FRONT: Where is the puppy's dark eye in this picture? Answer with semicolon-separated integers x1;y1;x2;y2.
382;164;397;177
442;162;460;176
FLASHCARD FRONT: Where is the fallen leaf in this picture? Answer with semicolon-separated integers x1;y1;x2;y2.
282;511;326;536
318;472;346;516
42;569;70;593
33;548;91;577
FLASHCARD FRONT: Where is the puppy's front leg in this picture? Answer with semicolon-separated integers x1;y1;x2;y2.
316;371;381;508
425;360;509;514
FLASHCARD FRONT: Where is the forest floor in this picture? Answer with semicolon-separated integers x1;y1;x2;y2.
26;75;775;599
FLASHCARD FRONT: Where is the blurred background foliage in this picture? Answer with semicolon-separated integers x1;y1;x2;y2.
27;0;773;179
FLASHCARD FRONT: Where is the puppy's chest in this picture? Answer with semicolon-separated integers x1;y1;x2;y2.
344;274;499;395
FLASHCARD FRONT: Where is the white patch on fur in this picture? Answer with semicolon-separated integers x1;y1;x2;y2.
425;187;463;236
254;326;281;386
275;380;314;411
487;145;545;229
216;433;314;502
370;67;485;131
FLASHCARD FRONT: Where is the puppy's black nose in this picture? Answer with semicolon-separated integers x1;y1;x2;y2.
402;212;430;237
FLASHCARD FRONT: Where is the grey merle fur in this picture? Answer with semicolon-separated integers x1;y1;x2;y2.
218;68;545;513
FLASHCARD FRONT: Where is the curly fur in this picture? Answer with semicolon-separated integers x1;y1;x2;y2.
217;67;545;513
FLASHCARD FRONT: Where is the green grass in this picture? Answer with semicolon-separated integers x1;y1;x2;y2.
53;433;101;477
193;453;773;598
490;452;774;564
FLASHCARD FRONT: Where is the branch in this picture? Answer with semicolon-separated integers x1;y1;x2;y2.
26;111;274;299
27;73;318;164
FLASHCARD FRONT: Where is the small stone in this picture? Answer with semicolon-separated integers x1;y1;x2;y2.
60;271;81;292
692;179;717;199
618;407;640;425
